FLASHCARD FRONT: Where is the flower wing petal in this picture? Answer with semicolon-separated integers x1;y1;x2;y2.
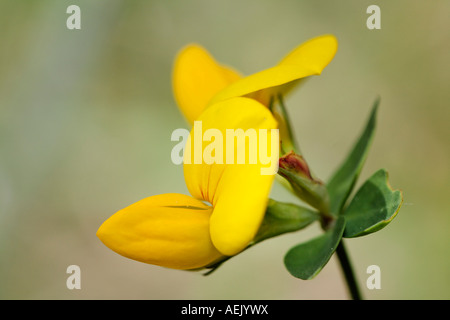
96;193;224;270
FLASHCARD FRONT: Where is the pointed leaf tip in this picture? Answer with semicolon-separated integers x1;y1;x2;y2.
327;99;379;215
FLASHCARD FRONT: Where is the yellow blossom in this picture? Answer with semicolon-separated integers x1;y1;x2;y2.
173;35;338;125
97;97;278;269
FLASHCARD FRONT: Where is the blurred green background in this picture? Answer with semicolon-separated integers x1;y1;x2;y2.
1;0;449;300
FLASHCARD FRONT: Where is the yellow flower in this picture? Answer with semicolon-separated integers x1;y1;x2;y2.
173;34;338;125
96;193;222;270
97;36;335;270
97;97;278;269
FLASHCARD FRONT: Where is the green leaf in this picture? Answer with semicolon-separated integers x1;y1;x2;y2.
343;169;403;238
253;199;319;244
327;98;379;215
284;216;345;280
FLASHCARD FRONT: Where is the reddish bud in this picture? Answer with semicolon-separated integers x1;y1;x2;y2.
279;151;313;180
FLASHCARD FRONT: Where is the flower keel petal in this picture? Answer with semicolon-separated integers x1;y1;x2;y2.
96;193;224;270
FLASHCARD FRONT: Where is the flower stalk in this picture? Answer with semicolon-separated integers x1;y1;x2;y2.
336;241;362;300
274;97;362;300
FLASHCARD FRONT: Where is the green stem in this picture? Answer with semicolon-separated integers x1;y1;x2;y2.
335;240;362;300
277;94;301;154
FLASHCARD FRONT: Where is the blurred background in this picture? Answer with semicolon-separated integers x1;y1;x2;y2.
1;0;449;300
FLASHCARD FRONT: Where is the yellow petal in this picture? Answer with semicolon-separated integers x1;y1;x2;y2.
96;193;224;270
208;35;338;106
183;97;278;255
211;164;275;256
172;44;241;124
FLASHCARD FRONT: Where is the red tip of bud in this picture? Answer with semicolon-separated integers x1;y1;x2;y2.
279;151;313;180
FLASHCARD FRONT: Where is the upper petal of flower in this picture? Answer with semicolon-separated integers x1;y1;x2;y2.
172;44;241;124
96;193;224;270
208;34;338;106
183;97;278;256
